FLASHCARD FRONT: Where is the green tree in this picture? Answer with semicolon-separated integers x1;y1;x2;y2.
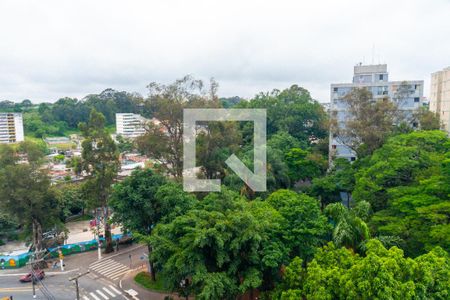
110;168;197;280
310;158;355;208
369;170;450;256
136;75;220;179
196;121;242;180
150;188;286;299
54;183;85;220
353;130;449;211
347;130;450;256
0;213;19;243
116;134;134;153
0;142;60;255
79;109;119;253
324;202;370;251
276;240;450;299
224;139;292;196
220;96;243;108
332;87;400;158
266;189;331;261
238;85;328;146
285;148;327;183
413;107;442;130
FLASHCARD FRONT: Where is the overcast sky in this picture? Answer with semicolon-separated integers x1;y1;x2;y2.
0;0;449;103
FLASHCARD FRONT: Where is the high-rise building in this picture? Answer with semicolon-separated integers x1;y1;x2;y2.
116;113;147;138
330;64;424;161
429;67;450;134
0;113;24;144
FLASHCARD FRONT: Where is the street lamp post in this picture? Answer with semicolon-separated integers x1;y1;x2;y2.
96;209;102;260
128;254;132;269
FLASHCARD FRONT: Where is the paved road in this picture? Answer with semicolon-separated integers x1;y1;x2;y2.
88;245;148;283
0;271;126;300
0;243;147;300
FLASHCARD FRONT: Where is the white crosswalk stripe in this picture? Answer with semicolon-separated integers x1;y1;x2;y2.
89;292;101;300
103;287;116;297
109;285;122;295
96;289;109;299
82;287;120;300
89;259;131;281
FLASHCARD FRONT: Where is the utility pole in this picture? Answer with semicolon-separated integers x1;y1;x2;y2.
69;271;90;300
27;258;44;299
26;250;47;299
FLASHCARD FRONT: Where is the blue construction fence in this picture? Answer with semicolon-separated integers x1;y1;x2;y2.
0;233;131;269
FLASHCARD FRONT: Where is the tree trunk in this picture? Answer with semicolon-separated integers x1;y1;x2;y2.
32;219;43;254
147;244;156;281
104;206;114;253
32;219;48;268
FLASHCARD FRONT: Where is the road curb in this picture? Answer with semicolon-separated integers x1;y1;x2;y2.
92;244;145;265
119;266;145;300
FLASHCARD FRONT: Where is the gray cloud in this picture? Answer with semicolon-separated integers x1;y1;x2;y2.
0;0;449;103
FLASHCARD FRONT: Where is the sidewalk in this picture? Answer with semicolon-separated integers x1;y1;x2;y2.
0;243;142;276
0;219;121;257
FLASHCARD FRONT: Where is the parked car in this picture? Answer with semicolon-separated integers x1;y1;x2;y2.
43;230;57;240
19;269;45;283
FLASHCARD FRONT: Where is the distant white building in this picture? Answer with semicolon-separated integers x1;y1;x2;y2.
429;66;450;134
330;64;424;161
116;113;147;138
0;113;24;144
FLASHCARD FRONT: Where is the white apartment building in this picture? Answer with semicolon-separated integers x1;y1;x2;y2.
330;64;424;161
429;67;450;134
116;113;147;138
0;113;24;144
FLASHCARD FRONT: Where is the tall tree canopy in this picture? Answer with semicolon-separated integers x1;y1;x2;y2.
332;87;399;158
149;188;288;299
352;130;450;256
79;109;119;253
276;240;450;300
110;168;197;280
0;142;60;254
237;85;328;146
353;130;449;211
266;190;331;261
136;75;224;179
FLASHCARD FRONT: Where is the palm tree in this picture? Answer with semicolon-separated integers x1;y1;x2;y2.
325;202;370;251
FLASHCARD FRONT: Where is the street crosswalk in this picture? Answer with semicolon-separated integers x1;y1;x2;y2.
82;285;122;300
89;259;131;281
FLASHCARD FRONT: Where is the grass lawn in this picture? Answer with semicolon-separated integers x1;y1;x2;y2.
134;271;170;292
